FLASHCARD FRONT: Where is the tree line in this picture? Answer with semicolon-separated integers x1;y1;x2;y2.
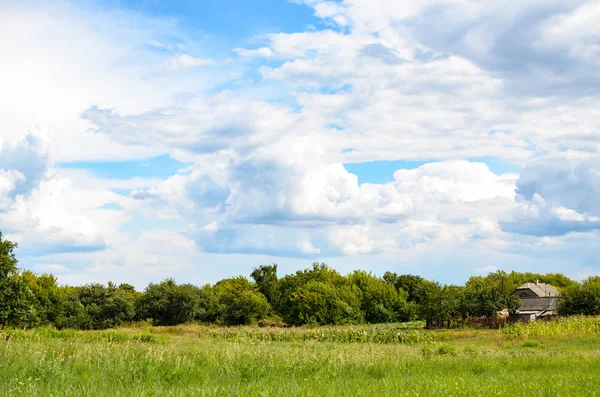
1;231;598;329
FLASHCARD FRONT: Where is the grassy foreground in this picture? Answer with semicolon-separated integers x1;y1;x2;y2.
2;319;600;396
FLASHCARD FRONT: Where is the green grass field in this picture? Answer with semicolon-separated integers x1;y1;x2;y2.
2;318;600;396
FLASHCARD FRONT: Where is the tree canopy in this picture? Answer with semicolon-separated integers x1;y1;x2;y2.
0;230;597;329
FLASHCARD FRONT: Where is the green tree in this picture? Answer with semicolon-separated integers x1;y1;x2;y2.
213;277;270;325
440;285;465;328
20;271;64;327
118;283;137;293
0;231;18;280
274;263;364;325
384;272;423;303
195;284;220;323
53;288;88;329
417;280;443;328
481;270;577;296
137;279;200;325
63;282;138;329
0;232;37;327
463;276;504;318
250;264;278;304
348;270;407;323
558;277;600;316
287;280;363;325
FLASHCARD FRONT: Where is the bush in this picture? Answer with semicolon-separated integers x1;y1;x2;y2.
196;284;220;323
213;277;270;325
137;279;200;326
287;280;364;325
559;277;600;316
348;270;408;323
0;233;39;327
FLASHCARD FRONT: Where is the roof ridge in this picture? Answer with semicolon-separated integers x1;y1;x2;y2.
515;282;560;297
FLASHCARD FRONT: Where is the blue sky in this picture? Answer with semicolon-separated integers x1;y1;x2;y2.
100;0;321;40
58;155;187;180
1;0;599;288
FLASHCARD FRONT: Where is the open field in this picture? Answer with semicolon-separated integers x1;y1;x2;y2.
2;318;600;396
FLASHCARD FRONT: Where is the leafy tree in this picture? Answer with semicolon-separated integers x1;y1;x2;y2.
417;280;443;328
440;285;465;328
505;294;521;315
0;235;585;331
287;280;363;325
213;277;270;325
384;272;423;303
0;231;18;280
137;279;200;325
348;270;407;323
0;232;37;327
538;273;579;290
20;271;64;327
54;288;88;329
463;276;504;318
559;277;600;316
481;270;577;296
273;263;365;325
195;284;220;323
60;282;137;329
416;281;467;328
250;264;278;304
273;263;347;320
118;283;137;293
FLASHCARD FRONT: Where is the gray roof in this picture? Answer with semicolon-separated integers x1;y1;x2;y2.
514;283;560;297
513;283;560;317
518;297;559;313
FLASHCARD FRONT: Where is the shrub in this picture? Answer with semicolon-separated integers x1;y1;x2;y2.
137;279;200;326
287;280;363;325
213;277;270;325
559;277;600;316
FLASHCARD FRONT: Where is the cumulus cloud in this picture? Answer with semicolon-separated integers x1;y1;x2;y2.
501;152;600;236
3;0;600;284
0;2;238;162
536;1;600;66
0;128;127;255
0;170;25;210
297;0;597;94
81;98;300;155
0;126;57;195
130;150;518;257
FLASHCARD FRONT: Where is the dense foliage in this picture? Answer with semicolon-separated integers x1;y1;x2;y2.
558;277;600;316
0;231;598;329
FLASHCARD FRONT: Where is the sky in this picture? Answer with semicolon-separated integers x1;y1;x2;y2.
1;0;599;289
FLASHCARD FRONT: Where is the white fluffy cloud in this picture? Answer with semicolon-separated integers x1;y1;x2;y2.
130;150;517;257
501;152;600;236
0;128;130;254
2;0;600;285
0;126;56;194
536;1;600;65
0;2;238;162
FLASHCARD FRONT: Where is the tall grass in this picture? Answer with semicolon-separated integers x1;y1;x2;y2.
1;327;169;344
1;329;600;396
199;325;439;344
500;315;600;338
1;318;600;396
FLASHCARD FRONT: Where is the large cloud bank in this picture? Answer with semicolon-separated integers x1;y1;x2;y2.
1;0;599;285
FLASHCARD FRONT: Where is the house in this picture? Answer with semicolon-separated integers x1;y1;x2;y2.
510;281;560;323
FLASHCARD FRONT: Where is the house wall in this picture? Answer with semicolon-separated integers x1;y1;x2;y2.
510;313;536;324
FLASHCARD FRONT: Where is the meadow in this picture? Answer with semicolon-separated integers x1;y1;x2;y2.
1;317;600;396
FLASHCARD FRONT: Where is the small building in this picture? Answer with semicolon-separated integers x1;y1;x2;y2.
510;281;560;323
